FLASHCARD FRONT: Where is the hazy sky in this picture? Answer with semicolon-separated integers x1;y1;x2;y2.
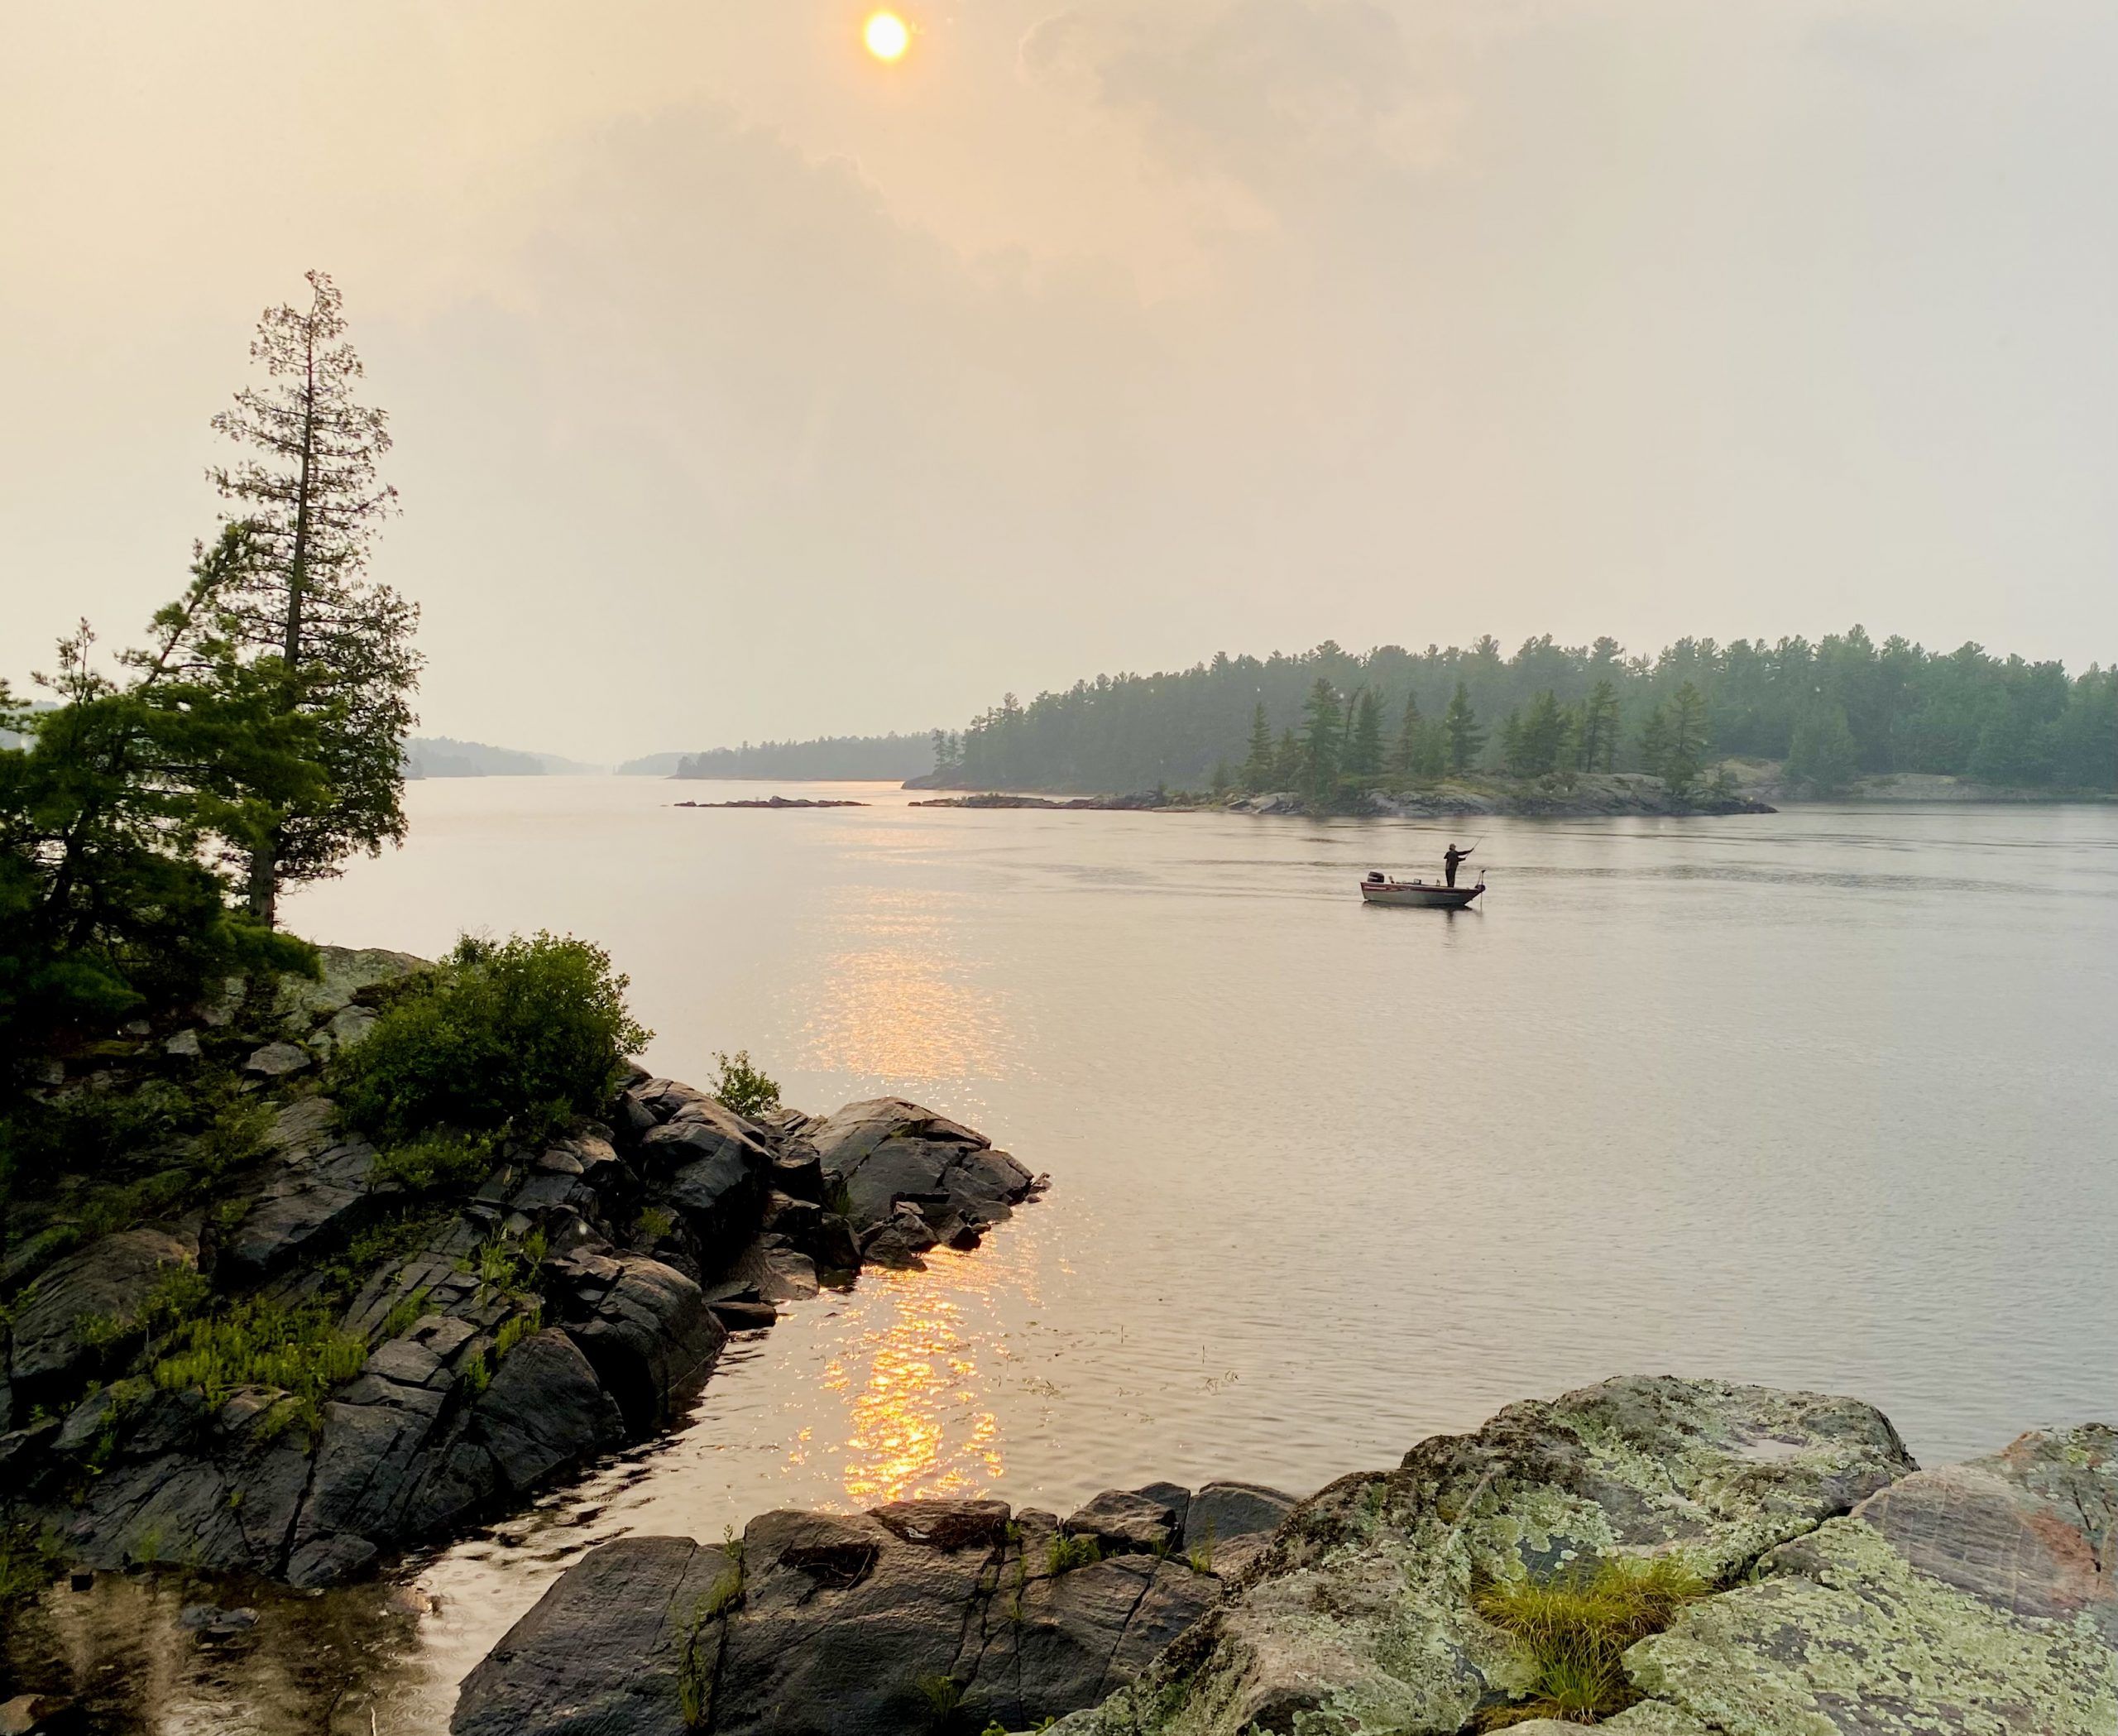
4;1;2113;760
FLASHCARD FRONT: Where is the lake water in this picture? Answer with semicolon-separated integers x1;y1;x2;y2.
17;778;2118;1733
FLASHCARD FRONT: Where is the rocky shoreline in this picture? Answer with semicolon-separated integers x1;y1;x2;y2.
0;952;1042;1599
452;1376;2116;1734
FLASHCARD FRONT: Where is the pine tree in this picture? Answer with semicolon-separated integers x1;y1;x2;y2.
1300;678;1344;796
1663;681;1710;794
1789;702;1858;794
1517;690;1567;776
1272;727;1303;789
1241;702;1274;790
1498;710;1526;776
1442;681;1484;774
1391;692;1424;780
1580;679;1621;772
1344;688;1383;781
210;271;419;923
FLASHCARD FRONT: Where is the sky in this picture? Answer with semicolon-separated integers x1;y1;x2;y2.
3;0;2114;762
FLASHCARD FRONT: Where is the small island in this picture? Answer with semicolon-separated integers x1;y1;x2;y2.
673;796;869;808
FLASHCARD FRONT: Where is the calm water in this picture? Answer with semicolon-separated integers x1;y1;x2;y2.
17;778;2118;1732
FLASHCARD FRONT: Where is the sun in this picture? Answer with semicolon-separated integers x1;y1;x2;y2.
864;10;911;61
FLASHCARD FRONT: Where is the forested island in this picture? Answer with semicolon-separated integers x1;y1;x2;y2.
917;633;2116;803
667;732;937;782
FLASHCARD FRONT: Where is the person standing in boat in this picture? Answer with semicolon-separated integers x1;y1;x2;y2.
1443;842;1474;887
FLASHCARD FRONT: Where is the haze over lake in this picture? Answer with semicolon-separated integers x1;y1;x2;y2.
29;776;2116;1733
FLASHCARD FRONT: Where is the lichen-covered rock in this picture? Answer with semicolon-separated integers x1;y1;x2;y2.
1623;1421;2118;1734
1627;1517;2116;1734
1063;1377;1914;1736
273;945;429;1026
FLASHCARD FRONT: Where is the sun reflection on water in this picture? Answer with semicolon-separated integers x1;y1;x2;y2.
795;888;1018;1085
822;1252;1021;1503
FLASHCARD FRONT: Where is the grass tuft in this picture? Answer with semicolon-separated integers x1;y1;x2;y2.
1047;1532;1102;1575
1473;1553;1708;1728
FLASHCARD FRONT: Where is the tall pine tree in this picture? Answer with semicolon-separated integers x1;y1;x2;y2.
210;271;419;923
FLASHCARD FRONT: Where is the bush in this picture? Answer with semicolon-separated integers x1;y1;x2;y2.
1473;1554;1708;1728
712;1049;781;1120
371;1129;496;1196
331;932;650;1144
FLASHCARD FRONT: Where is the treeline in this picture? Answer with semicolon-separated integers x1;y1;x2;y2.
673;732;934;781
938;631;2116;796
3;272;415;1055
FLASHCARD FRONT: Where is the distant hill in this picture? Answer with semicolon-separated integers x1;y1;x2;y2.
405;736;604;778
656;732;937;781
616;751;688;777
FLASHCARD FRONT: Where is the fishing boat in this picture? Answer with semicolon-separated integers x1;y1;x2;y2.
1359;870;1484;909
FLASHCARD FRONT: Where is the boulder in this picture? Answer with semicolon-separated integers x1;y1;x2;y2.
1186;1479;1299;1576
274;945;429;1025
711;1509;999;1736
242;1041;312;1078
1626;1421;2118;1733
471;1329;625;1493
858;1202;940;1270
453;1536;739;1736
558;1253;725;1435
802;1098;1038;1237
1066;1488;1183;1557
1062;1377;1917;1736
5;1226;197;1398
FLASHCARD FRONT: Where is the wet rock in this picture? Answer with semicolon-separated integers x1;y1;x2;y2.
163;1029;202;1060
453;1536;740;1736
176;1603;260;1638
471;1329;625;1493
803;1098;1038;1238
286;1532;380;1590
709;1299;779;1332
858;1202;940;1269
5;1226;197;1398
558;1253;725;1435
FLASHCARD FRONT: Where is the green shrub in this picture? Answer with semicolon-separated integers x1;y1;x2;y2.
331;932;650;1144
635;1205;675;1244
712;1049;781;1120
1473;1554;1708;1728
371;1129;496;1196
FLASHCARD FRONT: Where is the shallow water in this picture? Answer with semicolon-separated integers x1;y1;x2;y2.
17;779;2118;1731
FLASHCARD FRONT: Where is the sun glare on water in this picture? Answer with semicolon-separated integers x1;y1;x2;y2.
864;10;911;61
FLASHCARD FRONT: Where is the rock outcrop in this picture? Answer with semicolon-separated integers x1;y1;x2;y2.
1;1069;1039;1591
453;1479;1297;1736
1058;1377;2116;1736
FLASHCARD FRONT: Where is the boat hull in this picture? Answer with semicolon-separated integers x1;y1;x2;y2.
1359;879;1483;909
